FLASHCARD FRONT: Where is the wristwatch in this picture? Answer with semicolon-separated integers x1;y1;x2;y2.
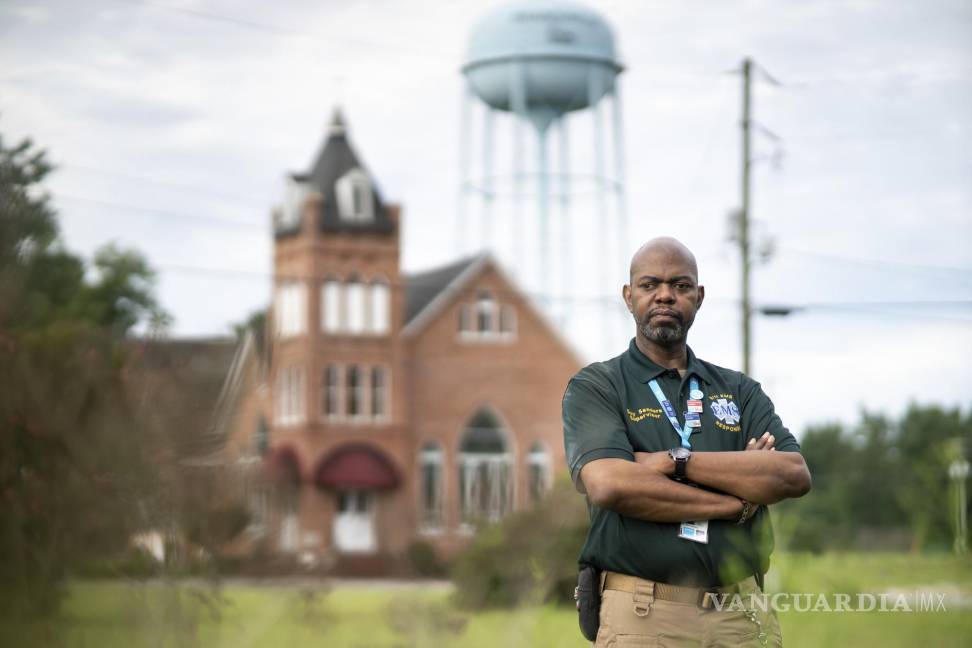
668;447;692;481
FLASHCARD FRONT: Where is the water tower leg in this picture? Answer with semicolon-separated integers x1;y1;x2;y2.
557;117;571;326
537;127;551;304
510;61;528;285
482;107;495;251
611;86;627;284
457;81;472;256
589;65;611;353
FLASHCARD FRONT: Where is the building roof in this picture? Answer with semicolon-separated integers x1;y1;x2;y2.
403;254;481;325
401;252;585;365
124;337;240;458
291;109;394;236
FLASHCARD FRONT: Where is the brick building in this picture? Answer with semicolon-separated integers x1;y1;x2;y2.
217;111;582;572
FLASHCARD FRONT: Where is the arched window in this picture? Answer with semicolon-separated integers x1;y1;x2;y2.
420;442;443;531
322;279;342;333
335;168;374;223
527;442;550;504
346;277;366;334
370;280;390;334
459;408;512;525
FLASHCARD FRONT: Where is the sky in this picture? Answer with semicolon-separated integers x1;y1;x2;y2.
1;0;970;438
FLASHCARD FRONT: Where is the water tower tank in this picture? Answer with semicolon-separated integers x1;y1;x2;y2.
457;0;627;358
463;0;623;133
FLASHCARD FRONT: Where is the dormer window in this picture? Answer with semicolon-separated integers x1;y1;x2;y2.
277;176;309;232
335;168;373;223
476;291;496;333
458;290;516;343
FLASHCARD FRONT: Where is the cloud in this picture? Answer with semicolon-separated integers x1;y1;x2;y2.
1;0;970;432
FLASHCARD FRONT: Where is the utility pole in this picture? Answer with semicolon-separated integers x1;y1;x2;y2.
740;57;753;376
735;57;780;375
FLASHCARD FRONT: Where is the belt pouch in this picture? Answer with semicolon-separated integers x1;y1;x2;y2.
575;564;601;641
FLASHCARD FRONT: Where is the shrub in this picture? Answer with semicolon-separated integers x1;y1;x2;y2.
407;540;446;577
451;476;588;609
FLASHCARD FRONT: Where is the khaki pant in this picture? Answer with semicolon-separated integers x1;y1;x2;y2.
593;574;783;648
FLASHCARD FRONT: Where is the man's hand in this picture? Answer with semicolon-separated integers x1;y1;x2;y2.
746;431;776;451
634;432;775;475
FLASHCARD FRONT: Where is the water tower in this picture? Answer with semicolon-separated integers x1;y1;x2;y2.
459;0;625;337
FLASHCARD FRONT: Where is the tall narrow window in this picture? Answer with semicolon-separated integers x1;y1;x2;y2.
346;278;366;334
254;417;269;456
274;366;305;425
371;366;386;420
420;442;443;531
527;442;550;504
275;281;306;337
322;279;342;333
323;365;340;419
370;281;390;334
476;291;495;335
347;366;363;418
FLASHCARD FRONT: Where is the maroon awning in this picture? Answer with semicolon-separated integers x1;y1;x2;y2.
314;444;399;490
261;445;302;485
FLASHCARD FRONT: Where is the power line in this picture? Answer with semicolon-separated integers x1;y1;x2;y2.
57;162;269;207
74;254;972;321
110;0;455;61
57;194;267;231
780;246;972;275
52;190;972;281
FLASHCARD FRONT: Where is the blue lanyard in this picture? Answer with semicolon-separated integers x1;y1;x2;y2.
648;376;700;449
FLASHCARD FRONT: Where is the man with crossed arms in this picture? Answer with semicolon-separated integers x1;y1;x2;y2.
563;237;811;647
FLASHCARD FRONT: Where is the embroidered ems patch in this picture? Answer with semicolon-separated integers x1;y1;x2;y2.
710;398;740;426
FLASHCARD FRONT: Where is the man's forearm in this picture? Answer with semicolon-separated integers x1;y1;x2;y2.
581;459;743;523
685;450;811;505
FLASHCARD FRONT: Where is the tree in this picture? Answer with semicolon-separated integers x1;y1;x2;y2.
0;132;170;616
775;404;972;552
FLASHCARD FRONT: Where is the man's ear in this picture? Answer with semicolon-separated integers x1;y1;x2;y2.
697;285;705;310
622;284;633;312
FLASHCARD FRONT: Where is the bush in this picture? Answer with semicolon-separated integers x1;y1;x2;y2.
73;548;163;579
451;476;588;609
407;540;447;577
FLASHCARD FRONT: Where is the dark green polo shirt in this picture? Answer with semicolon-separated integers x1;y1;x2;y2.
562;339;800;587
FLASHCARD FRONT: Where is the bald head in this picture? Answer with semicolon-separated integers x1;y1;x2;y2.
629;237;698;283
624;236;704;350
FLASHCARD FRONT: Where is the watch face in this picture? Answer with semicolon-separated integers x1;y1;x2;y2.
672;447;691;460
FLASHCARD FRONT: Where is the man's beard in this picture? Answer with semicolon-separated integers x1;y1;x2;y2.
636;314;690;347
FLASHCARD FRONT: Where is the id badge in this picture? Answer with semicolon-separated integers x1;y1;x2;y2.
678;520;709;544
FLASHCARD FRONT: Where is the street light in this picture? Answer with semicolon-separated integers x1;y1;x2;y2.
948;458;970;555
757;305;805;318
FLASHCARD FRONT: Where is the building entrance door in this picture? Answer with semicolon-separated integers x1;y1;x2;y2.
333;490;375;553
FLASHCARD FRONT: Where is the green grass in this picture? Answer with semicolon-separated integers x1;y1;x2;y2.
2;553;970;647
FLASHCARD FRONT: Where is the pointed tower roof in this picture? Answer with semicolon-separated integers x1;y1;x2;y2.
293;108;394;234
